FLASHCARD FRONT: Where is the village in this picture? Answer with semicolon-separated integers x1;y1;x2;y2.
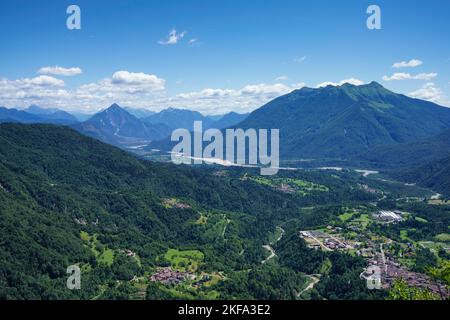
299;208;448;298
150;267;196;285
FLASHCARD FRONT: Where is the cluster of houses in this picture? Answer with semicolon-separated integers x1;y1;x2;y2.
299;209;447;297
277;183;295;194
359;240;448;298
359;184;379;194
299;230;353;251
74;217;99;226
118;249;136;258
384;257;448;298
323;238;348;250
150;267;194;285
162;198;192;209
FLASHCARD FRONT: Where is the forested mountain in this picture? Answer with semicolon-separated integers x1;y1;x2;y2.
396;155;450;197
237;82;450;159
343;128;450;195
352;129;450;170
0;123;384;300
73;104;171;147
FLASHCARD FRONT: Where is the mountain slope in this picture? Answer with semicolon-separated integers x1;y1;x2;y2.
123;107;156;119
238;82;450;159
353;128;450;169
212;111;249;129
395;155;450;197
73;104;170;147
25;105;79;124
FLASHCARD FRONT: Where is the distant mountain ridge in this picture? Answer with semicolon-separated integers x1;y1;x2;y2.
212;111;249;129
143;108;248;131
143;108;214;131
124;107;156;119
0;105;79;125
0;104;248;148
25;105;79;124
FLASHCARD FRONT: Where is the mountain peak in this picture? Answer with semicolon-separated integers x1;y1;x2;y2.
368;80;382;87
107;103;123;111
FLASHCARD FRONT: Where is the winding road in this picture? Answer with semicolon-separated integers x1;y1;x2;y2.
261;226;285;264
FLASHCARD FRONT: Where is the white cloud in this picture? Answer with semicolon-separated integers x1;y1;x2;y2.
392;59;423;68
382;72;437;81
38;66;82;76
111;71;165;88
0;71;307;114
408;83;445;105
158;28;186;45
316;78;364;88
188;38;199;46
0;76;68;107
275;75;288;81
171;82;305;114
20;75;65;87
0;71;165;113
0;75;65;93
294;56;306;63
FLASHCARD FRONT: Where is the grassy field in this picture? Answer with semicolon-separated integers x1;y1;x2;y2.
419;241;449;254
249;176;329;196
435;233;450;242
80;231;115;266
399;229;416;243
348;214;372;230
339;211;355;222
198;212;230;241
98;248;115;266
164;249;204;272
415;216;428;223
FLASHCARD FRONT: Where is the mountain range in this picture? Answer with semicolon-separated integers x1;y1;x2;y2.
24;105;79;124
0;105;79;125
2;81;450;185
0;104;248;148
146;82;450;168
142;107;248;131
73;105;248;147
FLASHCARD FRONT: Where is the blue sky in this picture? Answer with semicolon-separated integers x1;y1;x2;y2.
0;0;449;114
